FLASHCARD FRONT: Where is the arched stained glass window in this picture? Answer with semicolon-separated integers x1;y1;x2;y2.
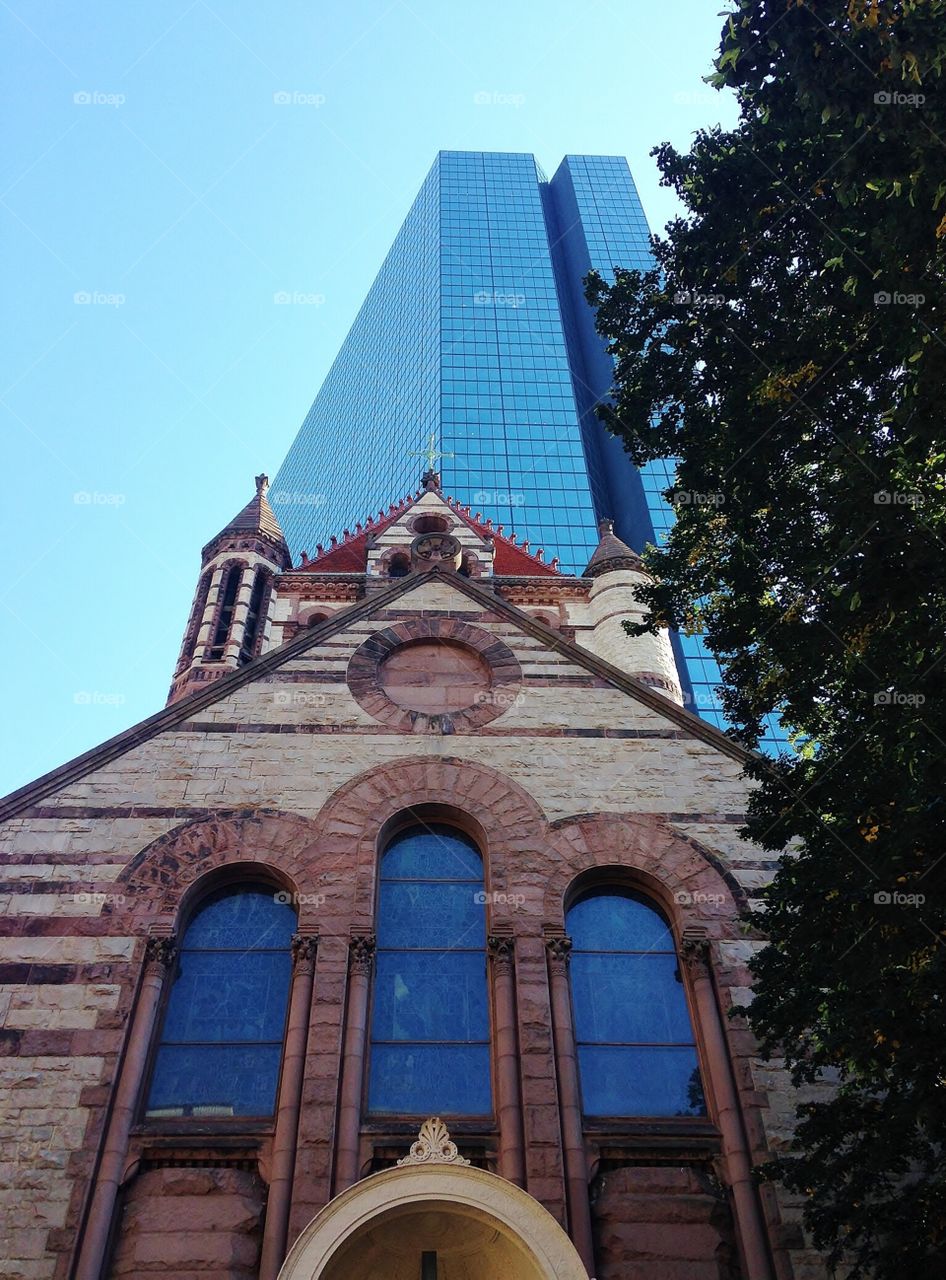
145;884;296;1119
566;888;706;1118
368;824;491;1116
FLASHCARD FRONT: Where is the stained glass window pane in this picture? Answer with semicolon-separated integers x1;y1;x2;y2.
570;953;693;1044
161;951;292;1043
369;1045;492;1115
147;1044;283;1118
566;889;706;1118
577;1046;705;1117
183;887;296;950
373;952;489;1041
369;826;491;1116
380;824;483;880
377;882;485;949
567;890;674;952
145;884;295;1119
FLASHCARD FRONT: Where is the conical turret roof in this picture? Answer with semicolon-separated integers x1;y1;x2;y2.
202;474;290;561
584;519;645;577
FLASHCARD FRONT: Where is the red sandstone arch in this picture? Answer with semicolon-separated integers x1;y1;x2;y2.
542;811;744;942
308;755;551;930
113;810;331;933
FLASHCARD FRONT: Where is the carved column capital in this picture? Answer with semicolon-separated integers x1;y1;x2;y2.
348;934;376;976
488;934;516;975
290;933;318;973
680;934;712;978
545;935;572;973
143;936;177;974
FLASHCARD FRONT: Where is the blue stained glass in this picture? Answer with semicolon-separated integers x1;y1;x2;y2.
567;889;705;1118
567;890;675;953
369;826;491;1116
147;1044;283;1118
373;952;489;1042
183;887;296;950
381;825;483;880
577;1046;705;1118
570;954;693;1044
161;951;292;1043
369;1045;492;1116
145;884;295;1119
377;882;485;949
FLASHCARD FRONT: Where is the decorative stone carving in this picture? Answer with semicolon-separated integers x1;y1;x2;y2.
143;937;177;974
397;1118;470;1168
545;935;572;973
487;934;515;974
680;932;712;977
290;934;318;972
348;934;376;976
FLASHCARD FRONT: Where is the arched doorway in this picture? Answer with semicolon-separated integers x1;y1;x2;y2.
277;1122;590;1280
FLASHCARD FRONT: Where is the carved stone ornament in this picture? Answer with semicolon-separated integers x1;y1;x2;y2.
397;1117;471;1168
348;934;376;976
290;933;318;970
487;934;515;974
680;933;712;977
545;935;572;971
144;936;177;973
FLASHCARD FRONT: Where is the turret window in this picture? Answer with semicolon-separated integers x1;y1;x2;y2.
208;564;242;659
240;569;268;663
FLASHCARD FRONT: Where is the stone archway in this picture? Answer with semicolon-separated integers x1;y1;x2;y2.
277;1123;590;1280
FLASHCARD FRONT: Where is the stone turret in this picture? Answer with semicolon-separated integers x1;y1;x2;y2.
578;519;683;704
167;474;291;704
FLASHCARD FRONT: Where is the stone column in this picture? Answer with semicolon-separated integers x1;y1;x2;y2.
259;576;279;654
74;937;177;1280
681;936;775;1280
545;936;595;1276
223;564;257;666
259;934;318;1280
333;935;375;1194
488;935;525;1187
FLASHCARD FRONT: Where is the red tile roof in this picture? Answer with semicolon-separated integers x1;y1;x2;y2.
294;489;561;577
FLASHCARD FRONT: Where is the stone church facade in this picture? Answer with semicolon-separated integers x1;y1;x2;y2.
1;475;823;1280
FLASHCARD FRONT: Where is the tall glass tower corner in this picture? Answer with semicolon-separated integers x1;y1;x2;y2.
270;150;788;750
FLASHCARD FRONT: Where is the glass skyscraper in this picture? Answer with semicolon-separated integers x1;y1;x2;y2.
271;151;787;748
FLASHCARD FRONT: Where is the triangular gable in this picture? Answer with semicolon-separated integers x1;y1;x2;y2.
0;566;752;820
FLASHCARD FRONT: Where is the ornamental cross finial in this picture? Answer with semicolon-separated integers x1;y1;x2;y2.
397;1117;470;1167
409;431;454;475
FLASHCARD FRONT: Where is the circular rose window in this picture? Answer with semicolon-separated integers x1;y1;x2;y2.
380;640;491;713
347;620;523;731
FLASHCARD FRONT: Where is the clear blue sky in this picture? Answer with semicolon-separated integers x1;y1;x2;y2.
1;0;738;797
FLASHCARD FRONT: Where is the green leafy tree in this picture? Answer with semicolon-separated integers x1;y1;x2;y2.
585;2;946;1274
